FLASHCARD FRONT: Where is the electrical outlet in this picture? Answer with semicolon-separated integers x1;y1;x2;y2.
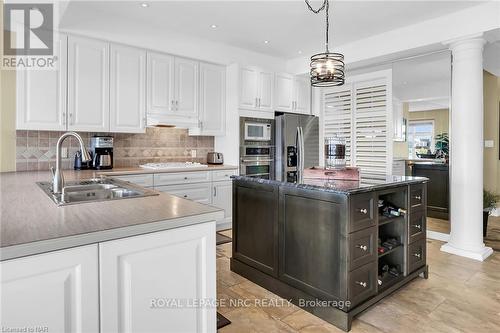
61;147;68;158
485;140;494;148
191;149;197;158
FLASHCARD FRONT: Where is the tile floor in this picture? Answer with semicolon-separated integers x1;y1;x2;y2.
216;230;500;332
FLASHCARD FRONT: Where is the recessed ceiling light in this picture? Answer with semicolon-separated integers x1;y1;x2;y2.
140;3;149;8
264;40;270;44
210;24;218;29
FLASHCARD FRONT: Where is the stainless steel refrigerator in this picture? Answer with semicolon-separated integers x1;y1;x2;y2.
275;113;319;183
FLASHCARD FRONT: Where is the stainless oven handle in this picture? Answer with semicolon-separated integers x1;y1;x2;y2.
241;159;273;163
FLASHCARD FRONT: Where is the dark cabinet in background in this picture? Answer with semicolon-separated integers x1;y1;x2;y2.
409;162;448;219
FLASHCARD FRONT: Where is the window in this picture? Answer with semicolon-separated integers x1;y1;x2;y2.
407;120;434;158
322;71;392;178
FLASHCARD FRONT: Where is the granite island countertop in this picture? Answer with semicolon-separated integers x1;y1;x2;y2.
232;174;428;195
1;169;224;261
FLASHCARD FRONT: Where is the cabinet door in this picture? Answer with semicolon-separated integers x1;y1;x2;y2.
100;223;216;333
0;245;99;332
68;36;109;131
110;44;146;133
199;63;225;135
274;73;294;112
258;70;274;111
174;57;199;117
294;76;311;114
16;34;67;131
239;67;259;109
212;181;232;225
147;52;174;114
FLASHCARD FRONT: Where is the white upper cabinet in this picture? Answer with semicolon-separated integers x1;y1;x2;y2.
294;76;311;115
275;73;294;112
239;66;274;112
16;34;68;131
174;57;199;117
110;44;146;133
0;245;99;332
68;35;110;132
258;70;274;111
274;74;311;115
198;62;226;136
239;67;259;109
147;52;175;114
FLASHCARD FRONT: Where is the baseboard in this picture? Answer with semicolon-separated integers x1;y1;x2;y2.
216;221;232;231
490;207;500;217
440;243;493;261
427;230;450;242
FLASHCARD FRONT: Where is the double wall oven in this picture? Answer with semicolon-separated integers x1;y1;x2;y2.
240;118;274;179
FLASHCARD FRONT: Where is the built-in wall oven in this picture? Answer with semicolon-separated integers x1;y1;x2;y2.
240;117;274;179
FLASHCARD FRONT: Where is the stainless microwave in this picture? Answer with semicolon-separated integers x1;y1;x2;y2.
244;122;272;141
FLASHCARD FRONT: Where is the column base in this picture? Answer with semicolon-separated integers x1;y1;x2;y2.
440;243;493;261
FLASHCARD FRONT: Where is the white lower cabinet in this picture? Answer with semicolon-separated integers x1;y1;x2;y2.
156;183;212;204
0;245;99;332
212;181;232;227
99;222;216;333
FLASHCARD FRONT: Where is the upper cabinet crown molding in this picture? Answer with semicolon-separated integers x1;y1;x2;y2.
16;34;68;131
67;35;110;132
110;44;146;133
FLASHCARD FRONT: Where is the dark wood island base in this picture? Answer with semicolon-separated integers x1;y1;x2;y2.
230;175;429;332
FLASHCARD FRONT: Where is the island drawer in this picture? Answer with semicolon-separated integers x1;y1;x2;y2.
113;174;154;187
155;183;212;204
212;169;238;182
348;261;377;307
154;171;211;186
349;193;376;232
349;227;377;271
408;210;426;243
407;238;426;273
409;184;426;212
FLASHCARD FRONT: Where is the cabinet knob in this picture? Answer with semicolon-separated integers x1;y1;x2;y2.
414;195;422;200
355;281;367;288
356;244;368;251
358;208;368;214
183;195;188;198
413;253;421;258
412;224;422;230
184;177;188;180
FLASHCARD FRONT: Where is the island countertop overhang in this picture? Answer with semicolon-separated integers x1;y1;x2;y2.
231;174;428;195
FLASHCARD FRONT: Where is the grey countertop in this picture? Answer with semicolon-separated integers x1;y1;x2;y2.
1;169;224;261
101;164;238;176
232;174;428;195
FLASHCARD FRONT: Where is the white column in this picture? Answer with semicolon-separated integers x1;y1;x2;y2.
441;35;493;261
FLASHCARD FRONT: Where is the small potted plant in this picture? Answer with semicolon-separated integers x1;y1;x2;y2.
483;190;500;237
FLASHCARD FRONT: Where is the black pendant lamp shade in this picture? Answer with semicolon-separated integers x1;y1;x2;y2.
305;0;345;87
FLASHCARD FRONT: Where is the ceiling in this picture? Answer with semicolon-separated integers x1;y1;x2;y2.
60;1;486;59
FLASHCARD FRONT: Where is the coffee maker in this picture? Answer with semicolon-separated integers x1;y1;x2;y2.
90;136;113;170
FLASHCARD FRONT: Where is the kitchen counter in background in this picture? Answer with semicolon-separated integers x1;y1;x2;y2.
0;168;226;260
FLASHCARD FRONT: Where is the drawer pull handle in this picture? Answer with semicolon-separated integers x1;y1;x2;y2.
183;195;188;198
413;253;421;258
184;177;188;180
412;224;422;230
414;195;422;200
358;208;368;214
355;281;367;288
356;245;368;251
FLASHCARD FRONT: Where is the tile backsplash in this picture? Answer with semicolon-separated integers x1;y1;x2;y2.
16;128;214;171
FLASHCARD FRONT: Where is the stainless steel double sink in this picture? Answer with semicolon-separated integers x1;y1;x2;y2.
37;177;158;206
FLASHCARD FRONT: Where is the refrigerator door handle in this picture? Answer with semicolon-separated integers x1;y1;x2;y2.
296;126;305;183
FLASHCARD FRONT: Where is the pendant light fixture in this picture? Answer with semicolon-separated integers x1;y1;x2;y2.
305;0;345;87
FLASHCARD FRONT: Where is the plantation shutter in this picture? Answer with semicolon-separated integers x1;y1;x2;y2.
354;80;388;178
323;88;353;166
322;73;391;179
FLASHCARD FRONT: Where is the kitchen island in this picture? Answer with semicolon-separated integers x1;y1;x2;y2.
1;169;224;332
231;174;429;331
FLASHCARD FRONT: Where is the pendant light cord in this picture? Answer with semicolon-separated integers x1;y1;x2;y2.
305;0;330;53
